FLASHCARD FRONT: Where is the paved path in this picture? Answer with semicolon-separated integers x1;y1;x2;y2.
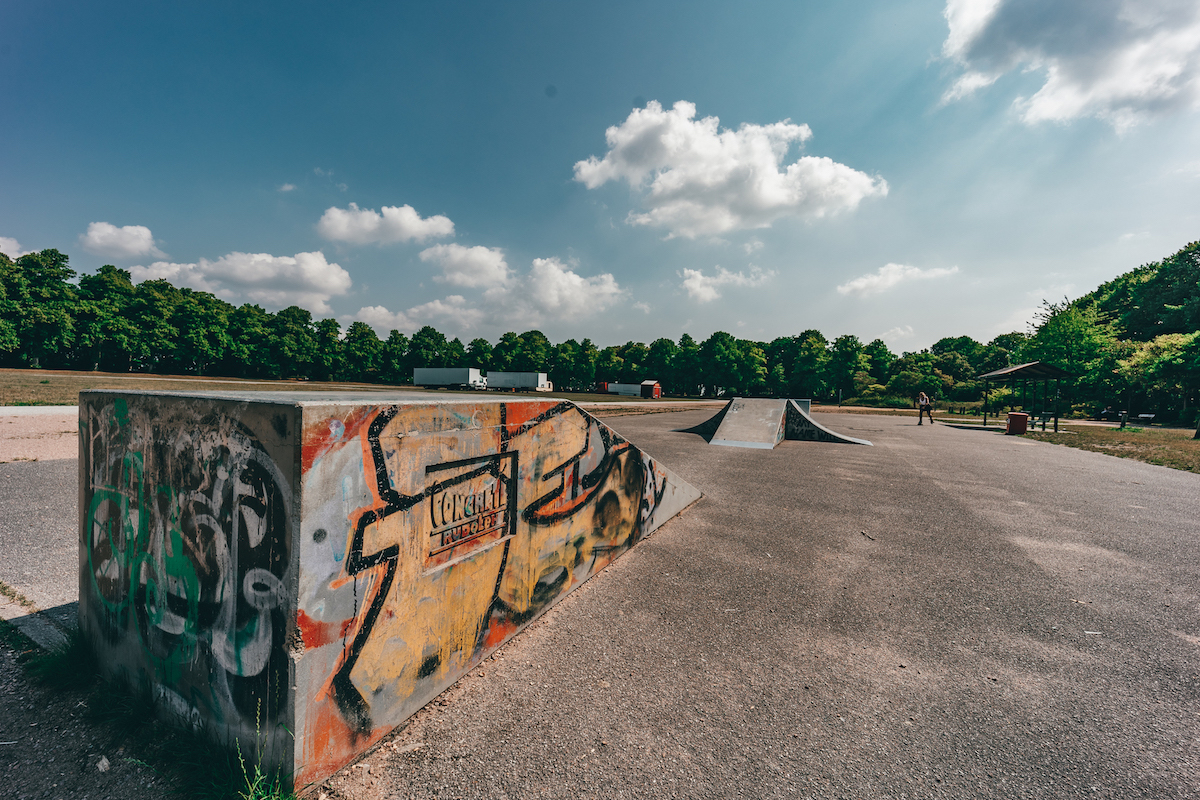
2;410;1198;799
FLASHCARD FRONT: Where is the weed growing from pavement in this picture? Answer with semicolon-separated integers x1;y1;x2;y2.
1026;424;1200;473
13;625;300;800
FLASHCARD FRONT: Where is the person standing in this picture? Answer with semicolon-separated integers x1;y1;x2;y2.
917;391;934;425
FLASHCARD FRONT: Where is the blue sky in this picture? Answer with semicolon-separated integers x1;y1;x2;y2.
2;0;1198;350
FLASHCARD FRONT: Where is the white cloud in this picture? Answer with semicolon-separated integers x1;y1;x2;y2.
419;243;510;288
836;263;960;297
354;305;415;332
742;238;765;255
278;183;296;192
317;202;455;245
130;251;351;313
0;237;31;258
678;265;774;302
355;256;625;335
574;100;887;238
80;222;166;260
941;0;1200;129
407;295;485;328
882;325;916;343
633;301;651;313
519;257;625;319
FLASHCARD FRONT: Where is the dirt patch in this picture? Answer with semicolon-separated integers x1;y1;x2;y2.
0;625;177;800
0;413;78;463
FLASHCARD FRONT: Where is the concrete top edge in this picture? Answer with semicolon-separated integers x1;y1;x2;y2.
77;389;567;405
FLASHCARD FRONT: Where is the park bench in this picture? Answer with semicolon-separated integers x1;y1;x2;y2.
1032;411;1053;429
1137;413;1155;424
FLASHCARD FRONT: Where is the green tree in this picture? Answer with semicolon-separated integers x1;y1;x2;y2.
221;304;273;378
312;318;344;381
409;325;450;369
672;334;703;395
0;253;18;359
1118;333;1200;420
127;279;181;373
791;330;830;399
595;346;623;383
491;332;521;372
1024;299;1122;408
6;249;78;368
76;265;138;371
169;290;232;375
645;338;678;391
863;338;895;384
267;306;317;378
341;321;384;382
381;330;410;383
514;330;553;372
465;338;493;370
617;341;648;383
827;335;867;399
1106;241;1200;340
698;332;744;396
446;337;468;369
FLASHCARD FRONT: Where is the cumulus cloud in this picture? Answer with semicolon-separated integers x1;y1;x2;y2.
574;100;887;238
419;243;510;288
0;237;31;258
678;266;774;302
941;0;1200;128
518;257;624;319
130;251;351;313
882;325;916;343
278;183;296;192
317;202;455;245
80;222;166;260
837;264;960;297
354;305;415;332
354;256;625;335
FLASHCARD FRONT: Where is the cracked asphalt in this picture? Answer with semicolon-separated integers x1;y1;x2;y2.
2;407;1199;799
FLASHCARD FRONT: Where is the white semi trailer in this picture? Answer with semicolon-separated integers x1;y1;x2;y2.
486;371;553;391
413;368;487;389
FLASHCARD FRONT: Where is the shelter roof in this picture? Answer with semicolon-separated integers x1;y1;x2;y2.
978;361;1072;381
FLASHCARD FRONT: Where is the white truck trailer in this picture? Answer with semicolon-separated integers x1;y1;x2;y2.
413;368;487;389
486;371;553;391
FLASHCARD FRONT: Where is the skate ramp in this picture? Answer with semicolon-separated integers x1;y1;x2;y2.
78;391;703;789
709;397;787;449
689;398;872;448
784;399;873;446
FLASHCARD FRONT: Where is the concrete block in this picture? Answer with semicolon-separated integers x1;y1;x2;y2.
78;391;701;789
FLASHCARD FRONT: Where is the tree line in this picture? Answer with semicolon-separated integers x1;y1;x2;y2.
2;241;1198;422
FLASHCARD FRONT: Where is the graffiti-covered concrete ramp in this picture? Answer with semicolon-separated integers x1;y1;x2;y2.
78;391;701;790
698;397;872;448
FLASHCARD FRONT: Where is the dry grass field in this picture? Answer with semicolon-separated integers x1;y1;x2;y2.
0;368;720;408
0;368;410;406
1026;424;1200;474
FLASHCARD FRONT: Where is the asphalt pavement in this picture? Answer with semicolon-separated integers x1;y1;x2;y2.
2;408;1198;799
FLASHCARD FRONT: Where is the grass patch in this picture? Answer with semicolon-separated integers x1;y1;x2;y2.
1026;425;1200;473
25;625;98;690
11;625;299;799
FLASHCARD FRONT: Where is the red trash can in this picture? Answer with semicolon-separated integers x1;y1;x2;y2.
1006;411;1029;435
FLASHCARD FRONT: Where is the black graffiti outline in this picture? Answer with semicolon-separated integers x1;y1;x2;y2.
330;405;519;736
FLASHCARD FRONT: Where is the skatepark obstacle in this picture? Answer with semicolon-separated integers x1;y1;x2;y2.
78;391;701;789
684;398;872;448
